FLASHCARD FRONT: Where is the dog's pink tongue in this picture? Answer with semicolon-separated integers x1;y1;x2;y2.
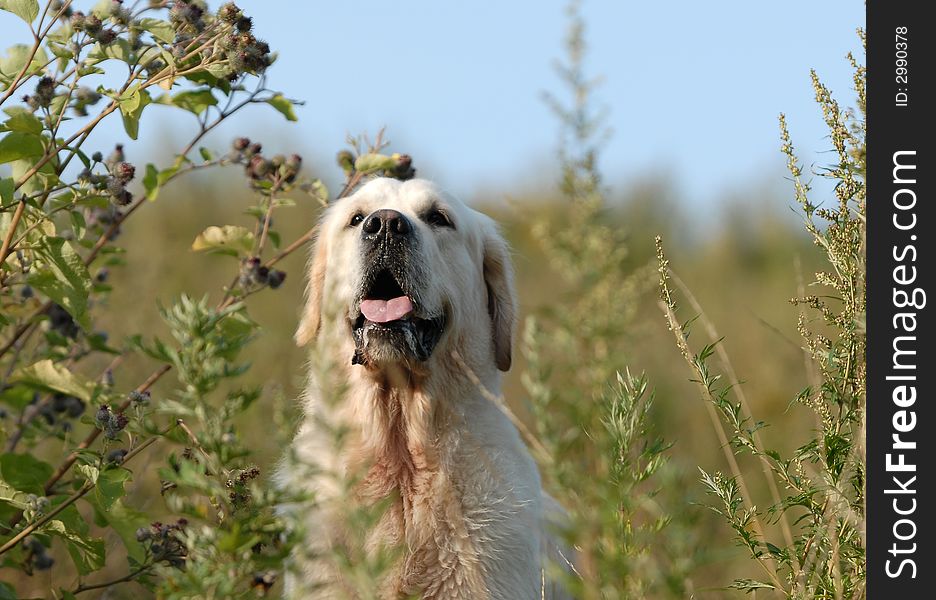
361;296;413;323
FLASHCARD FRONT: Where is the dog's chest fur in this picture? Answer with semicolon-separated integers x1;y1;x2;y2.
351;387;492;599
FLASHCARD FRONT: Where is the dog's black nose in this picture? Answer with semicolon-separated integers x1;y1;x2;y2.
362;209;411;238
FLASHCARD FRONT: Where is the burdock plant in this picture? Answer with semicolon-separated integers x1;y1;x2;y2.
0;1;395;597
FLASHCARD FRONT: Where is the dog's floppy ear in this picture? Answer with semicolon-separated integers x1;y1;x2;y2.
482;226;517;371
295;230;328;346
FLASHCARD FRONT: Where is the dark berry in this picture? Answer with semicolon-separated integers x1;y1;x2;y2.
34;76;56;108
106;448;128;465
95;405;111;428
267;269;286;289
129;390;151;405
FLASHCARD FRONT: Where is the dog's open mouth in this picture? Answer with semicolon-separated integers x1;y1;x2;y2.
351;269;445;365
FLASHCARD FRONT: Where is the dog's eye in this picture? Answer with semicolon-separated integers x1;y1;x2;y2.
425;209;453;229
348;213;364;227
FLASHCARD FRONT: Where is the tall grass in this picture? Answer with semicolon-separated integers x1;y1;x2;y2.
522;3;694;597
654;30;866;599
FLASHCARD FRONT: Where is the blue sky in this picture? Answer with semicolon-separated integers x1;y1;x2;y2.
2;1;865;206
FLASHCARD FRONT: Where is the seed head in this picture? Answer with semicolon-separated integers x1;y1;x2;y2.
33;552;54;571
235;16;252;32
388;153;415;180
129;390;151;405
51;0;73;17
251;571;276;595
95;405;111;428
337;150;355;174
233;137;250;151
96;28;118;45
113;161;136;182
267;269;286;289
106;448;128;465
111;189;133;206
66;397;86;418
106;176;125;197
34;76;56;108
246;154;270;179
70;11;86;29
48;303;79;338
104;412;129;439
83;14;103;34
218;3;242;24
106;144;125;166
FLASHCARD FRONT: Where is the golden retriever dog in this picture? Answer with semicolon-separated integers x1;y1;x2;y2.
277;178;570;599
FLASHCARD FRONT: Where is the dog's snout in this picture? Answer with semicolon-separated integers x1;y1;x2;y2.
362;209;411;238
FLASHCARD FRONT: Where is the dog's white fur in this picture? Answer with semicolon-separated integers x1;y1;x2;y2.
277;178;569;599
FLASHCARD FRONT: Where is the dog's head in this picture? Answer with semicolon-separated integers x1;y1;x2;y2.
296;178;516;375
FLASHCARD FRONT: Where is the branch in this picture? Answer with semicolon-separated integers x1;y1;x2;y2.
0;425;168;557
73;563;153;595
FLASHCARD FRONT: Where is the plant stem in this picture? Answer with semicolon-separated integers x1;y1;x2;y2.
0;428;166;557
73;563;153;595
3;217;321;529
0;200;27;268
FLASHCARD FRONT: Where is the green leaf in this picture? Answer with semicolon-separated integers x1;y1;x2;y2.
0;384;35;410
0;454;53;494
118;84;142;115
137;17;175;43
266;94;297;121
77;464;99;486
142;163;159;201
0;478;30;509
0;582;17;600
199;146;213;161
87;37;132;64
27;236;93;329
95;468;131;511
169;89;217;115
354;153;396;174
192;225;255;256
47;40;74;59
142;162;178;201
11;156;57;198
91;499;149;564
0;177;12;203
119;88;151;140
0;44;48;79
69;209;87;239
306;178;329;205
44;518;106;576
0;131;44;164
0;0;40;24
3;107;43;134
10;359;96;402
